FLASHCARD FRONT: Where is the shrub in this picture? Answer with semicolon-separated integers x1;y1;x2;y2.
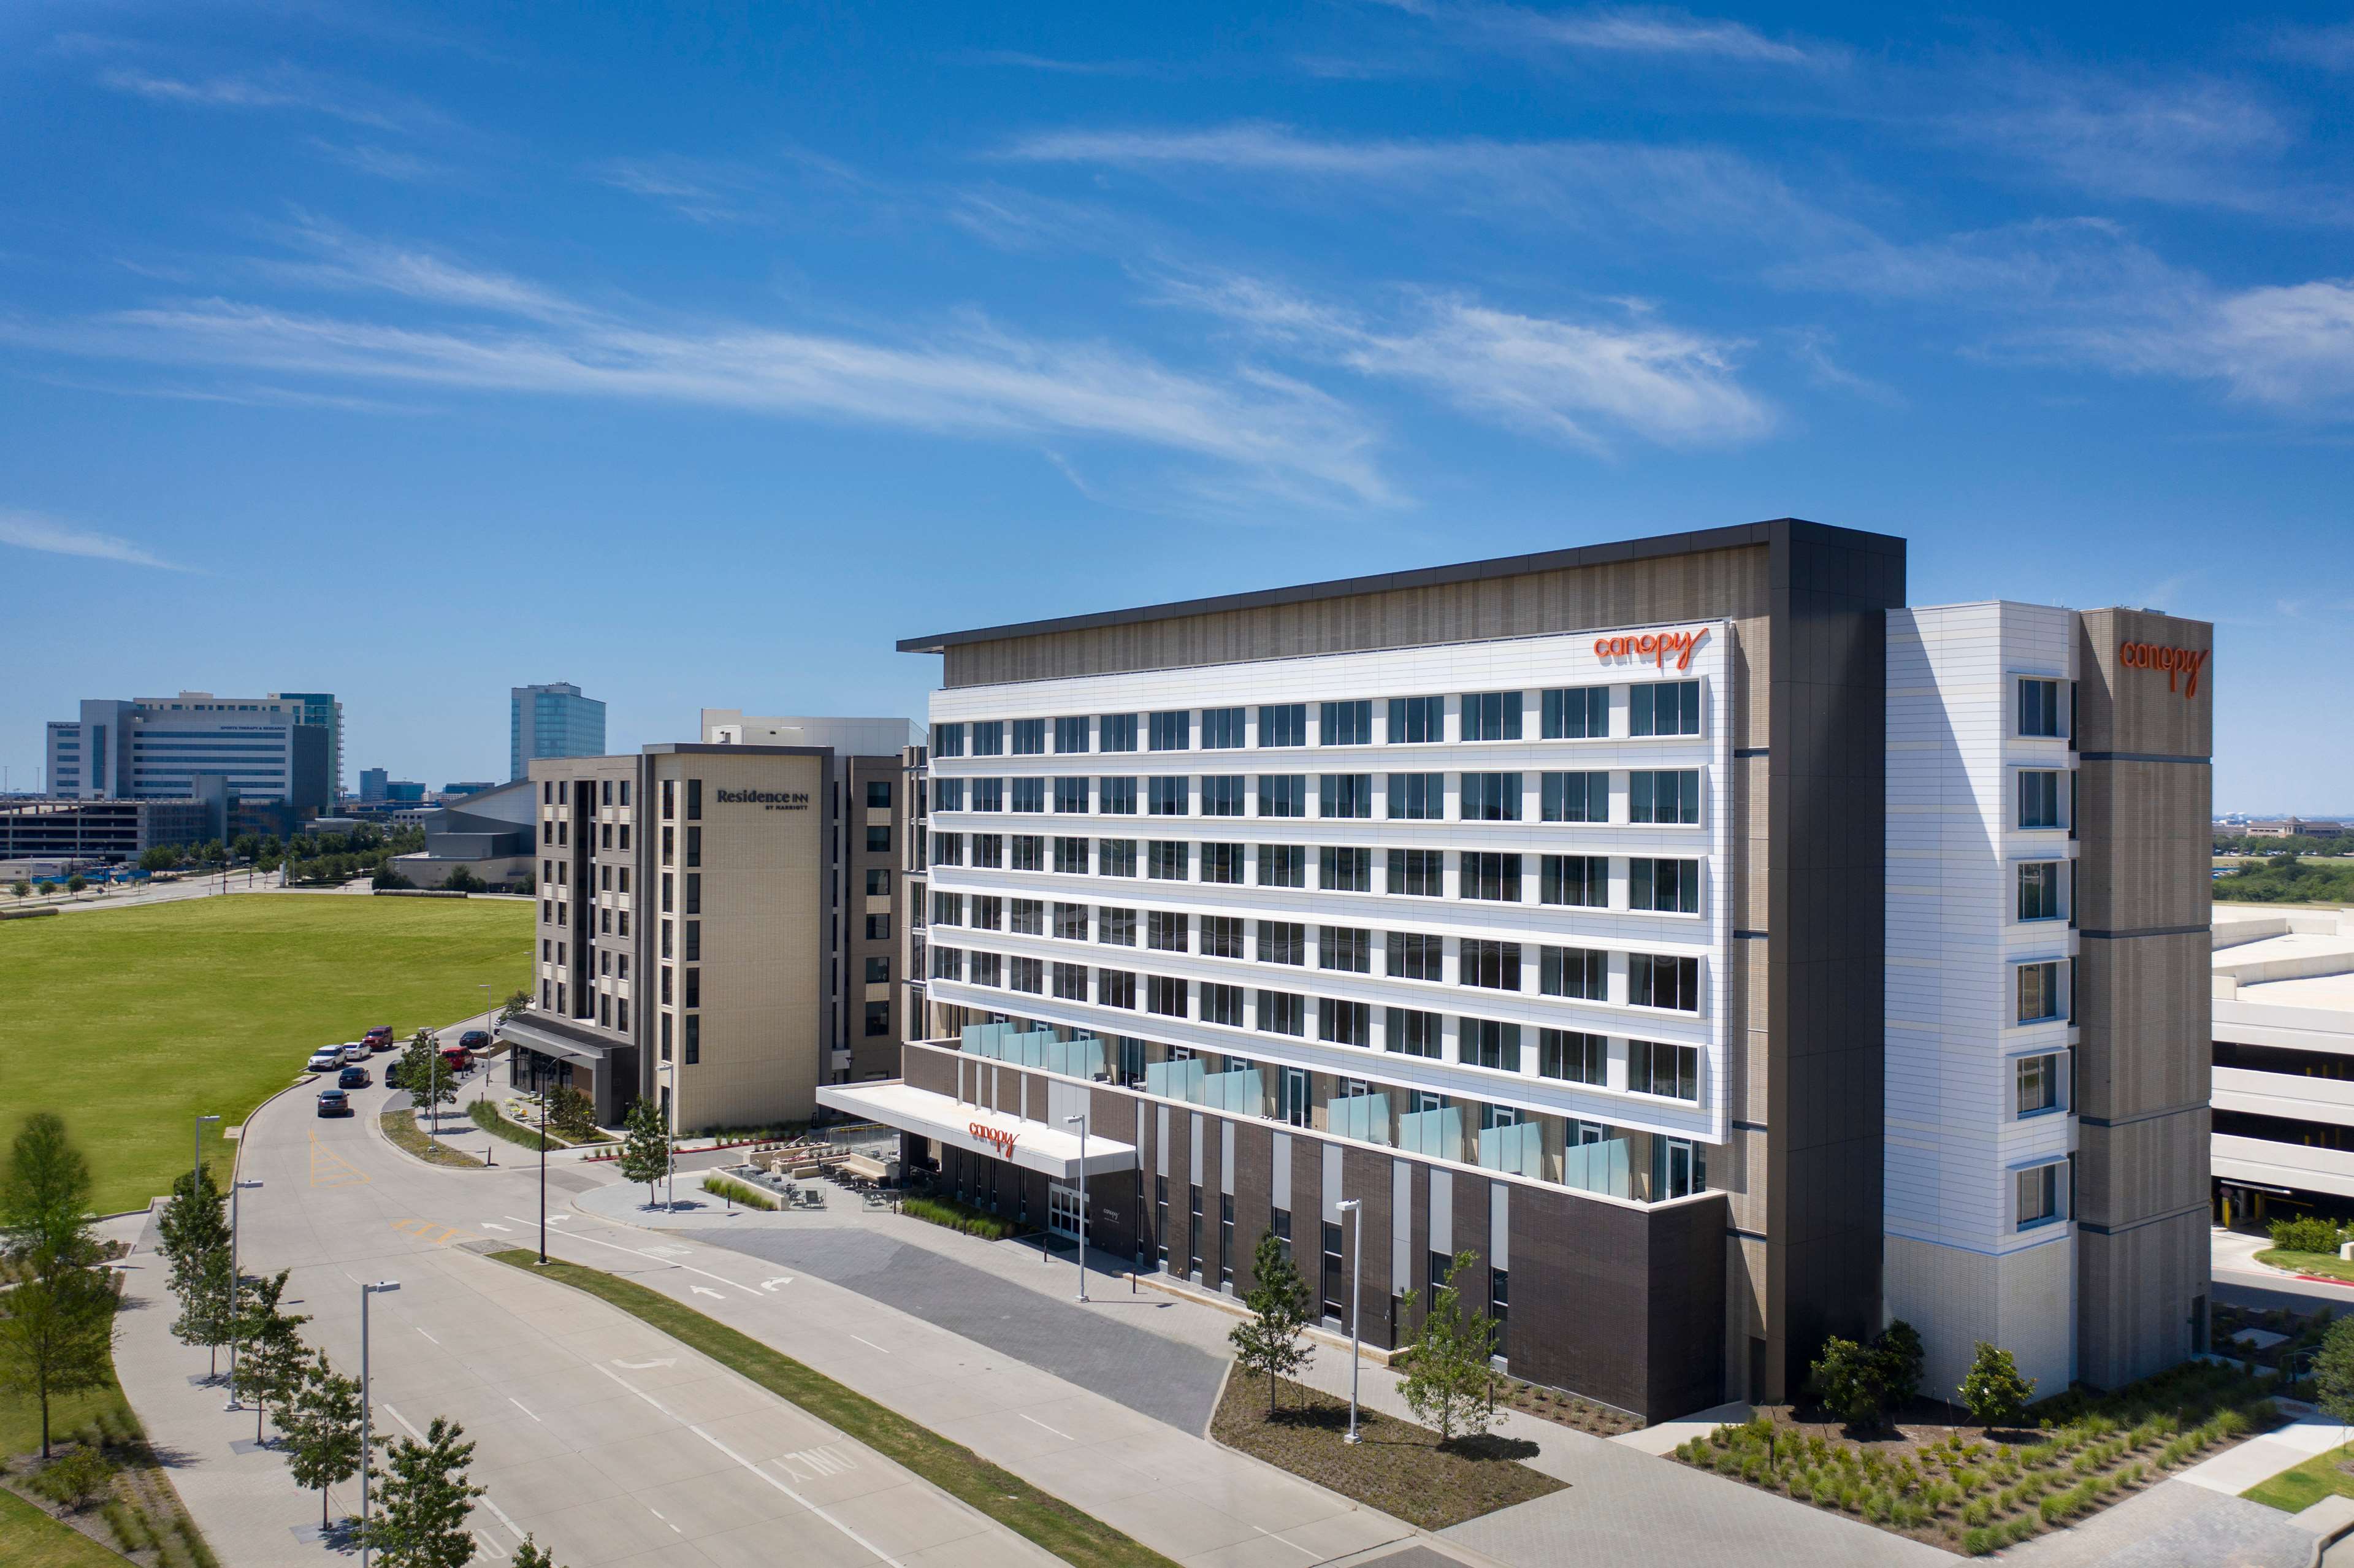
702;1175;778;1211
1963;1527;1996;1556
37;1450;113;1511
103;1501;151;1553
2270;1215;2344;1254
1963;1497;1992;1527
901;1194;1015;1240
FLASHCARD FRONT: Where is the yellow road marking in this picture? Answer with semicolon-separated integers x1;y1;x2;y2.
308;1132;372;1188
388;1217;481;1247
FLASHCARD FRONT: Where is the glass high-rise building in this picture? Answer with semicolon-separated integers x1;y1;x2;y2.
510;683;606;782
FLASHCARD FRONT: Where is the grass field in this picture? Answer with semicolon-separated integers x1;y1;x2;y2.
0;895;528;1213
0;1489;131;1568
2244;1441;2354;1512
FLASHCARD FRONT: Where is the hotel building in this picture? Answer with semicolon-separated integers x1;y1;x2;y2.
822;519;2214;1420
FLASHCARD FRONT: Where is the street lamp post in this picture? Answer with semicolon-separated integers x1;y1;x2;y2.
359;1280;400;1566
426;1039;440;1152
477;984;494;1106
1063;1113;1089;1302
223;1178;263;1409
533;1056;549;1266
193;1114;220;1201
1336;1198;1363;1444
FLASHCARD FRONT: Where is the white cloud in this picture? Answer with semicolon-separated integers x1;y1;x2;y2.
0;508;189;572
2065;278;2354;409
595;157;763;225
98;64;440;134
1373;1;1833;67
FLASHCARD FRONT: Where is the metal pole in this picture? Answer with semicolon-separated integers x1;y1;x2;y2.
1064;1114;1088;1302
478;985;492;1106
359;1280;399;1566
1338;1198;1362;1444
537;1058;549;1266
224;1179;245;1409
427;1042;438;1152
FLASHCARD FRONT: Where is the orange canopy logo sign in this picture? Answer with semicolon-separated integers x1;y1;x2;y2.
1594;627;1708;671
2120;640;2209;699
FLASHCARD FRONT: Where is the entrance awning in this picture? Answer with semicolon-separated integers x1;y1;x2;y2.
816;1081;1136;1180
497;1017;617;1068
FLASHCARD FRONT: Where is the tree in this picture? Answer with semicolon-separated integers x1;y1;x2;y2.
0;1115;117;1456
373;865;415;890
397;1031;454;1133
548;1088;597;1142
1808;1320;1925;1430
1229;1231;1314;1416
509;1535;557;1568
365;1416;484;1568
170;1243;236;1376
65;874;88;894
10;880;28;900
284;1350;366;1528
1398;1250;1500;1444
498;990;532;1027
158;1165;228;1278
441;866;484;893
1879;1318;1925;1412
619;1099;671;1204
2315;1315;2354;1431
1957;1342;2036;1431
231;1270;310;1442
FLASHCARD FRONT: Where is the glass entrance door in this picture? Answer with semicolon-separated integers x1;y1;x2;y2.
1048;1184;1082;1239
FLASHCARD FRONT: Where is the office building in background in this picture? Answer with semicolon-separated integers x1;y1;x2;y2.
511;682;605;782
360;767;389;804
45;692;334;814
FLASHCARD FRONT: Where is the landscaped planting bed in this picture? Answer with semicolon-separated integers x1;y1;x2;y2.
1673;1361;2282;1556
1492;1377;1640;1437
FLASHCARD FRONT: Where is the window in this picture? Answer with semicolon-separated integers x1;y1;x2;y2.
1277;1069;1310;1126
1388;931;1443;980
1271;1205;1294;1264
1461;1018;1521;1071
1542;686;1608;739
973;833;1003;868
2019;678;2063;738
1258;990;1305;1034
1098;838;1138;877
1098;969;1136;1008
2018;1053;2060;1115
2017;960;2062;1023
1259;774;1307;817
683;1014;699;1065
1011;778;1045;813
1460;939;1521;991
1461;692;1522;741
1052;901;1086;939
1258;844;1307;888
1259;703;1307;747
1460;772;1522;821
1099;776;1137;814
1629;1039;1699;1100
1149;911;1189;952
1320;774;1373;819
1099;907;1137;946
971;895;1003;931
2019;770;2063;829
684;920;701;962
1202;776;1247;817
1201;843;1244;884
932;945;968;982
1191;1187;1206;1279
864;913;890;941
2016;1163;2060;1229
1387;772;1443;819
1053;962;1088;1000
863;1001;890;1036
1259;920;1306;965
934;724;967;759
1459;852;1521;902
1630;770;1700;825
1320;846;1371;892
1538;1029;1605;1085
1201;915;1244;958
1320;926;1372;973
1011;957;1044;994
2019;861;2062;921
865;779;892;808
1055;777;1090;813
1201;707;1247;749
1101;713;1139;752
1148;976;1188;1017
1055;716;1091;754
1012;718;1045;755
866;826;890;853
931;832;963;866
973;721;1005;757
1388;695;1443;744
1321;700;1374;746
1630;953;1700;1011
1320;999;1371;1046
1630;857;1700;914
1011;835;1043;871
971;778;1004;813
686;779;702;820
1655;1139;1702;1201
1629;681;1700;737
1148;711;1190;752
1540;945;1606;1000
1011;899;1044;935
1201;982;1245;1027
684;873;701;914
865;867;892;896
1388;848;1445;897
1387;1008;1442;1058
662;825;675;865
1053;836;1089;874
1148;776;1188;816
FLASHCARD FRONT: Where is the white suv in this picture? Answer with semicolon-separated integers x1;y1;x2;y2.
307;1048;343;1073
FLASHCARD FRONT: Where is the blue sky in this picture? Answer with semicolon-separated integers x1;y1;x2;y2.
3;2;2350;809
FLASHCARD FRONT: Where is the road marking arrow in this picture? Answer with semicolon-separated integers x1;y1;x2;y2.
690;1286;724;1300
761;1277;793;1291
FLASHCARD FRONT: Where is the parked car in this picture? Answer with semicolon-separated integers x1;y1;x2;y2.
459;1029;491;1054
384;1058;407;1088
316;1088;352;1117
439;1045;475;1072
340;1042;371;1065
307;1048;343;1073
338;1065;373;1089
363;1026;394;1051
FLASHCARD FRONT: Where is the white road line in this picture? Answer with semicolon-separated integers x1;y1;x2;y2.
415;1327;440;1345
540;1222;768;1298
380;1402;425;1440
849;1334;891;1355
647;1507;681;1534
510;1398;540;1422
594;1364;908;1568
505;1214;567;1226
1252;1524;1321;1559
473;1530;508;1560
478;1495;527;1542
1019;1413;1074;1442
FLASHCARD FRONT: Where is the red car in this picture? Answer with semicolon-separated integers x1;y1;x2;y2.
438;1044;474;1072
363;1027;394;1052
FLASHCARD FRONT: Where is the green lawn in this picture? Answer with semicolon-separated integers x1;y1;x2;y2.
2256;1248;2354;1283
0;895;528;1212
2244;1441;2354;1512
0;1490;131;1568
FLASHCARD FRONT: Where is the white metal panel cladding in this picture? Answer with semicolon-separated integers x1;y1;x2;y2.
1323;1142;1343;1225
1221;1120;1236;1194
1273;1132;1292;1209
1393;1159;1412;1289
1430;1167;1453;1255
1491;1181;1510;1271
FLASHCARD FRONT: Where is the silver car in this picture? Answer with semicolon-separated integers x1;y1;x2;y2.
340;1042;370;1065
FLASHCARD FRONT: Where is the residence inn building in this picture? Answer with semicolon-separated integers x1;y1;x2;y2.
804;518;2212;1421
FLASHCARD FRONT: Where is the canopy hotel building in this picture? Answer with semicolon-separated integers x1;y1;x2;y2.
816;518;2214;1420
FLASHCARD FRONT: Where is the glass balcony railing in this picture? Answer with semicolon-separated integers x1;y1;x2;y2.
1326;1093;1392;1145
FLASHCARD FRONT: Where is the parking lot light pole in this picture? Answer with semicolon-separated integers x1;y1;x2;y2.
359;1280;400;1567
1336;1198;1363;1444
193;1114;220;1199
223;1179;262;1409
1064;1113;1089;1302
477;985;494;1106
535;1058;549;1266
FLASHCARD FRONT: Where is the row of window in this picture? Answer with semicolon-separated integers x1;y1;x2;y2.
929;836;1702;911
541;778;635;808
931;768;1701;825
931;683;1702;759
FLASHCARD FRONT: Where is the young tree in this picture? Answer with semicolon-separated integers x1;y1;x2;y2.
231;1270;310;1442
171;1243;237;1376
1398;1250;1500;1444
365;1416;485;1568
158;1165;229;1278
1957;1342;2037;1431
619;1099;671;1206
284;1350;366;1528
498;990;532;1027
548;1088;597;1142
1878;1318;1925;1413
1809;1336;1885;1428
1229;1231;1313;1416
0;1114;117;1456
397;1032;454;1133
441;866;485;893
509;1535;558;1568
2315;1314;2354;1431
65;874;88;894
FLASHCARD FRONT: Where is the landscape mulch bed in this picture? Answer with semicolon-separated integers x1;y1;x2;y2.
1210;1373;1562;1531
